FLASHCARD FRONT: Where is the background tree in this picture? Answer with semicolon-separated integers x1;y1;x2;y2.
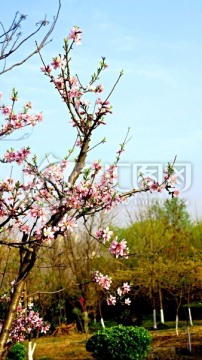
112;199;202;328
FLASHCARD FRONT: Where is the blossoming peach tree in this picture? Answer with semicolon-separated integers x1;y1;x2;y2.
0;26;178;359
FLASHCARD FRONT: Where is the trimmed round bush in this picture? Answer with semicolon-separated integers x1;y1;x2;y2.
86;324;152;360
6;342;26;360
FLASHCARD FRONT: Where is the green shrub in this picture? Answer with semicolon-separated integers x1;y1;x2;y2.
86;324;152;360
89;320;103;333
6;342;26;360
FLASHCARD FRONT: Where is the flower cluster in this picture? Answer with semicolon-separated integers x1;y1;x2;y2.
95;227;129;258
107;282;131;306
0;91;43;138
0;294;50;345
68;26;83;45
95;98;112;117
4;147;31;164
93;271;131;307
63;164;121;214
117;282;131;296
109;237;129;258
8;308;50;343
0;151;123;242
140;163;179;196
42;159;68;182
58;213;78;232
107;294;116;306
95;226;113;244
93;271;112;290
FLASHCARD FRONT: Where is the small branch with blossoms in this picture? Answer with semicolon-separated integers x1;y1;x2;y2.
0;89;43;141
93;271;131;306
0;291;50;349
39;26;120;145
94;226;129;259
122;157;179;200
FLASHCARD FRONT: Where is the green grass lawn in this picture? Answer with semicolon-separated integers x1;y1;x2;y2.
29;333;93;360
23;322;202;360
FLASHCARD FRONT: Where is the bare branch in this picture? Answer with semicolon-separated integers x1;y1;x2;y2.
27;287;67;298
0;0;61;75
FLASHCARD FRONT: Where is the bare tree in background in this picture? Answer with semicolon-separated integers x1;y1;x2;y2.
0;0;61;75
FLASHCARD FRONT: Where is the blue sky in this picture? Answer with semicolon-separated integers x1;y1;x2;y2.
0;0;202;221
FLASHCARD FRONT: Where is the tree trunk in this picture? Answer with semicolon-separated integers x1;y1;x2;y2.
159;288;165;323
100;318;105;328
83;311;89;340
93;313;96;324
28;341;36;360
0;279;25;359
188;307;193;326
153;309;157;329
99;299;105;328
176;314;179;336
152;296;157;329
160;308;164;324
187;325;191;352
0;245;37;359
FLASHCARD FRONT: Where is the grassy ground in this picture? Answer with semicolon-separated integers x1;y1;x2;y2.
33;333;92;360
29;323;202;360
149;324;202;359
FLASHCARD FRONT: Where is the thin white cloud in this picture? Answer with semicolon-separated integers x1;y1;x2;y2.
111;35;140;52
125;67;175;84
